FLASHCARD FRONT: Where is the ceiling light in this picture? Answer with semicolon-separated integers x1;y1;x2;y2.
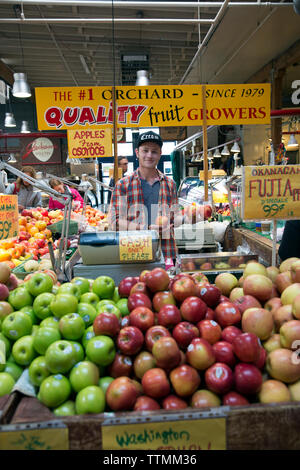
286;134;299;149
136;70;149;86
12;73;31;98
221;145;230;156
231;141;240;153
213;147;222;158
20;120;30;133
4;112;16;127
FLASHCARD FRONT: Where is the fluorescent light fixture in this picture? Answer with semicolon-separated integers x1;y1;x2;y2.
79;55;91;75
4;112;16;127
12;73;31;98
136;70;149;86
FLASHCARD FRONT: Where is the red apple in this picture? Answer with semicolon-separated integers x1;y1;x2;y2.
198;284;221;308
212;341;237;368
241;307;274;340
133;396;161;411
152;291;176;312
266;266;280;283
127;293;152;312
171;277;197;303
168;273;193;291
280;320;300;349
234;363;263;394
129;306;155;332
200;262;213;270
214;301;241;328
222;391;249;406
281;283;300;306
118;277;139;297
221;325;242;344
253;346;267;370
133;351;156;379
141;368;170;399
243;274;273;302
139;270;150;283
266;348;300;383
145;325;171;352
162;395;188;410
130;281;150;297
205;362;234;394
232;332;261;363
117;326;144;355
292;294;300;320
169;364;201;397
264;297;282;314
229;288;244;303
204;307;216;321
190;389;221;408
215;272;238;297
186;337;216;370
233;295;262;315
152;336;181;370
120;315;130;328
192;272;209;284
172;321;199;349
291;261;300;283
197;319;222;345
108;353;133;378
179;296;207;323
145;268;170;293
275;271;292;294
106;376;139;411
93;312;120;337
157;304;182;329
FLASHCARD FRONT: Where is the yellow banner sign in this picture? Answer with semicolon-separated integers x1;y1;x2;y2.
67;128;112;158
35;83;270;130
242;165;300;220
0;427;69;450
102;418;226;450
119;232;153;262
0;195;19;240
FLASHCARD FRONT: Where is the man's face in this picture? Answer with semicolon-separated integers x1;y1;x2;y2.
135;142;161;170
119;158;128;174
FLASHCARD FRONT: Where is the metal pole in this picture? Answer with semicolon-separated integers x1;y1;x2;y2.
0;1;293;7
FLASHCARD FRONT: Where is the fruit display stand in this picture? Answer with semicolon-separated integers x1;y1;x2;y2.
0;392;20;425
2;393;300;449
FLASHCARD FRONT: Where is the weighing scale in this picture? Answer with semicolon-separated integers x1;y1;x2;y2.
74;229;165;284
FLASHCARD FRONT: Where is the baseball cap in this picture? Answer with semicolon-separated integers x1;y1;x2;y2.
137;131;163;148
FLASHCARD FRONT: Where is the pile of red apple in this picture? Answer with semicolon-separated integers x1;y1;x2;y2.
1;256;300;416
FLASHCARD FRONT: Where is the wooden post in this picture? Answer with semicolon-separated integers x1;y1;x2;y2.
201;85;209;202
271;68;285;157
112;85;119;184
272;219;277;266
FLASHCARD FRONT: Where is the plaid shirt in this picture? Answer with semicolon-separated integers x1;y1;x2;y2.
108;168;178;260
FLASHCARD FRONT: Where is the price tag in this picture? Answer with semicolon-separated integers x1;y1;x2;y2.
0;195;19;240
102;416;226;450
0;422;69;450
119;232;153;262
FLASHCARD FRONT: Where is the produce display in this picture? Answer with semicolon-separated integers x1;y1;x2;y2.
181;254;258;272
1;257;300;415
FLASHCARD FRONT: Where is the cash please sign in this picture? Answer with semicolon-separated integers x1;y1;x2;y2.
35;83;270;130
242;165;300;220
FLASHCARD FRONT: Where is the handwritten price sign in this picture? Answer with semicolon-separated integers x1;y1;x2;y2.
67;128;112;158
119;232;153;262
0;195;18;240
242;165;300;221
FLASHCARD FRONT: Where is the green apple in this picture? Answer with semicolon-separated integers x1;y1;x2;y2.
40;316;60;330
69;360;100;392
71;277;90;296
96;303;121;319
81;326;95;349
45;340;78;374
12;335;36;366
86;335;116;366
92;276;115;300
75;385;105;414
50;294;78;318
28;356;51;386
38;374;71;408
97;299;116;308
80;292;99;308
116;298;130;317
0;332;11;357
77;303;97;328
8;287;33;310
1;311;32;341
0;372;15;396
26;272;53;297
112;287;121;303
33;327;61;355
59;313;85;340
52;285;59;295
4;362;23;382
0;301;13;322
57;282;81;300
69;341;85;364
53;400;76;416
20;305;38;325
33;292;56;320
99;376;114;395
31;325;39;337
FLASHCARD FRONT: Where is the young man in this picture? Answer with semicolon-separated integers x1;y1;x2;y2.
107;155;129;203
108;131;178;262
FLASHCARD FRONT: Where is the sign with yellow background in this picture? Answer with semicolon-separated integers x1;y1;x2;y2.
119;232;153;262
35;83;270;130
0;427;69;450
0;195;19;240
242;165;300;220
67;128;112;158
102;418;226;450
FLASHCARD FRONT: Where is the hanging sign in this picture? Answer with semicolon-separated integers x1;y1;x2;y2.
67;128;113;158
0;195;19;240
35;83;270;130
242;165;300;220
20;137;62;165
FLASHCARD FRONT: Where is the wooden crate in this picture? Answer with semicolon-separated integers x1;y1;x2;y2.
7;395;300;450
0;392;21;424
